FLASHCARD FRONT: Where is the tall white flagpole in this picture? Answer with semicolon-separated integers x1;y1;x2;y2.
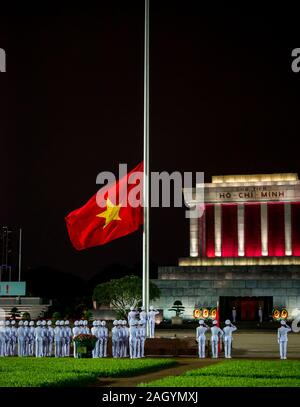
143;0;150;326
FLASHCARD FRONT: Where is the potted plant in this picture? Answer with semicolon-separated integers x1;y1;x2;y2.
168;300;185;325
73;334;97;358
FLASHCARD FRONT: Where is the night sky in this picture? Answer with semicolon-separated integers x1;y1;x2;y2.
1;2;300;282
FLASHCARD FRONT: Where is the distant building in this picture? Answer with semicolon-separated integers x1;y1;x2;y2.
153;173;300;321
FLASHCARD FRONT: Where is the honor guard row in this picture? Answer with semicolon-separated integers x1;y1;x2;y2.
127;305;159;338
111;319;146;359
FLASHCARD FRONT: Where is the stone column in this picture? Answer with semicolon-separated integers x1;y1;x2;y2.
261;203;268;256
214;204;222;257
284;203;292;256
238;204;245;256
189;216;199;257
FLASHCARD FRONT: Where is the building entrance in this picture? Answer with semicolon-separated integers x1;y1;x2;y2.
219;296;273;322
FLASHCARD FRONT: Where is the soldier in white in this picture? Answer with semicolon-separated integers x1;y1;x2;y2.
148;306;159;338
139;307;147;323
223;319;237;358
72;321;80;358
4;320;11;356
64;320;72;357
41;320;48;357
79;320;84;334
0;321;5;357
60;321;66;357
101;321;108;358
10;320;17;356
28;321;35;357
46;320;54;357
54;321;62;357
121;320;129;357
129;319;138;359
258;307;263;324
17;320;25;357
232;307;237;323
112;320;120;358
196;320;209;358
23;320;30;356
210;320;223;358
137;319;146;358
35;321;43;358
91;321;99;358
278;320;292;359
83;320;90;334
127;306;137;325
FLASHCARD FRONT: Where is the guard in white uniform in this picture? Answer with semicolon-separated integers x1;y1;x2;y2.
223;319;237;358
148;306;159;338
127;307;137;325
35;321;43;357
121;320;129;357
23;320;30;356
41;320;48;357
10;320;17;356
17;320;25;357
0;321;5;357
232;307;237;323
83;320;90;334
28;321;35;357
129;319;138;359
196;320;209;358
54;321;62;357
72;321;80;358
137;319;146;358
79;320;84;334
112;320;120;358
64;320;72;357
210;320;223;358
46;320;54;357
91;321;99;358
139;307;147;323
278;320;292;359
4;321;11;356
101;321;108;358
258;307;263;324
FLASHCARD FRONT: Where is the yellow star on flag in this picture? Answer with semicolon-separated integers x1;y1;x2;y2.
96;198;122;229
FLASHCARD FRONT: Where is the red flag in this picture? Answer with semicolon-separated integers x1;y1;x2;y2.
65;162;143;250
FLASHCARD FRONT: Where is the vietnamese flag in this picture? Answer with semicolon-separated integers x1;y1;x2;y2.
65;162;143;250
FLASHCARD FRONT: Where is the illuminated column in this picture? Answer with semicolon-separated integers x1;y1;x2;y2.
261;203;268;256
238;204;245;256
189;216;199;257
214;204;222;257
284;203;292;256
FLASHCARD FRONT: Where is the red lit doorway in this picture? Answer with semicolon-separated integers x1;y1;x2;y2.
219;296;273;322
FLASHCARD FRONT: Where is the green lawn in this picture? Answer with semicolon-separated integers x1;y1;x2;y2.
140;360;300;387
0;357;176;387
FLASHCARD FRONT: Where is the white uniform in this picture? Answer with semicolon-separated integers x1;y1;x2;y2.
28;322;35;356
112;321;121;358
210;324;223;358
91;321;99;358
54;322;62;357
4;321;11;356
196;322;208;358
223;321;237;358
46;321;54;357
127;308;137;325
64;321;72;357
72;321;80;358
129;321;138;358
10;321;17;356
17;322;26;357
278;322;291;359
23;321;30;356
137;320;146;358
101;321;108;357
121;321;129;358
0;321;5;357
148;307;159;338
258;308;263;324
35;322;43;357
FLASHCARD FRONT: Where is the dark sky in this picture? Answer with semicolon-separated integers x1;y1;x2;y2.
1;2;300;280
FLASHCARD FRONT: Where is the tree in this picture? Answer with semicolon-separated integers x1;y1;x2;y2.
22;311;31;321
168;300;185;317
10;307;20;319
92;275;160;320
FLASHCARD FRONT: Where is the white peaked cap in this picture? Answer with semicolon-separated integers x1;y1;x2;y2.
79;320;84;325
74;320;79;326
130;306;134;311
150;306;154;310
199;320;204;325
47;320;52;325
5;320;10;325
24;320;29;325
29;321;35;326
60;321;64;326
141;306;145;311
11;320;16;325
101;321;106;326
83;320;88;325
36;321;41;326
0;320;4;326
55;321;60;325
65;320;69;325
213;320;218;325
122;320;127;325
225;320;231;325
92;321;97;326
280;320;286;325
19;320;24;325
113;320;118;325
42;320;46;325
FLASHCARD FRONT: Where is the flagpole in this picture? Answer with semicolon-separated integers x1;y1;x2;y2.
143;0;150;328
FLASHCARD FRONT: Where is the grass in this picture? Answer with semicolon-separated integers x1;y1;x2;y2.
0;357;177;387
140;360;300;387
